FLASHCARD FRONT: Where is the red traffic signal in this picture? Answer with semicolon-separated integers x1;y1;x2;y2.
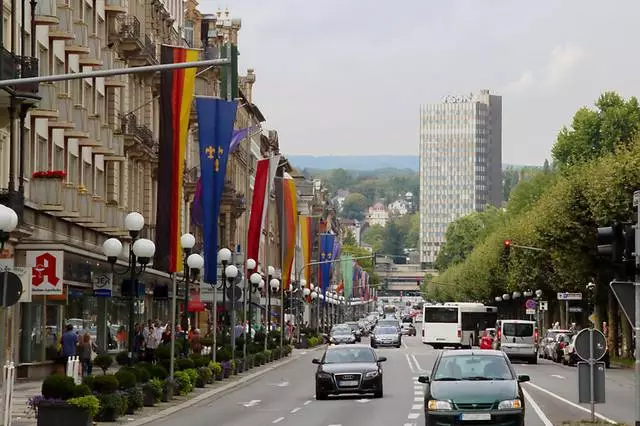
504;240;511;247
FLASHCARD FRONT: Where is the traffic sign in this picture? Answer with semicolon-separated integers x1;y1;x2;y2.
525;299;536;309
557;292;582;301
578;362;606;404
525;308;536;315
0;272;23;307
574;328;607;362
539;301;548;311
609;280;635;327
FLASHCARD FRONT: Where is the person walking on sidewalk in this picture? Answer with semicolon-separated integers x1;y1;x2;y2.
78;333;94;376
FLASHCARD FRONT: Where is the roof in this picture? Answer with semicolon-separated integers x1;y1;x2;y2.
440;349;504;357
326;344;372;350
238;89;266;122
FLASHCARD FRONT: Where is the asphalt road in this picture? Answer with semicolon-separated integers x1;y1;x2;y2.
151;331;634;426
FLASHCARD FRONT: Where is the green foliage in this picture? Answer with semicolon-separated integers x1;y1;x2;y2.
96;393;127;421
146;378;163;401
343;229;357;246
176;358;196;370
341;193;369;221
41;374;76;400
552;92;640;167
115;351;130;366
93;374;119;394
362;224;385;252
67;395;101;419
173;371;193;395
208;361;222;376
93;354;113;374
125;387;143;411
115;369;137;390
382;222;405;263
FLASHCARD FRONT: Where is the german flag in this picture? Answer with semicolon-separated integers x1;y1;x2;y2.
155;45;199;273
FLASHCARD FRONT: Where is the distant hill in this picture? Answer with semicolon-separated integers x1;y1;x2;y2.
288;155;419;171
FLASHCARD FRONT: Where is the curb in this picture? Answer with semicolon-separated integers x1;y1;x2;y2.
124;345;327;426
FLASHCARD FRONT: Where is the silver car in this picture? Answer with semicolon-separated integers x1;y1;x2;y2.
330;327;356;344
371;326;401;348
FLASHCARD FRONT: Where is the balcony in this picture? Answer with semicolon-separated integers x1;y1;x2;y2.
104;56;126;87
87;197;107;229
104;0;127;13
104;204;127;235
86;115;102;143
127;34;157;67
30;83;59;118
65;106;91;139
48;83;74;129
121;112;155;151
72;190;94;222
34;0;58;25
30;177;64;211
49;4;73;40
57;184;79;218
115;16;143;56
65;22;90;54
0;48;39;105
79;35;103;67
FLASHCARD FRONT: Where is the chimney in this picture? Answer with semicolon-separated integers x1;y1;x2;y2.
244;68;256;102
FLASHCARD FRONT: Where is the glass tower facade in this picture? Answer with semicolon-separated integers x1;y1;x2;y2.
419;90;502;267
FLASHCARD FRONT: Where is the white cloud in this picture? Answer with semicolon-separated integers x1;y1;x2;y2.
502;43;587;94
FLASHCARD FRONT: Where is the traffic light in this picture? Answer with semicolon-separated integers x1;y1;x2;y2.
622;224;636;262
596;223;624;262
501;240;511;268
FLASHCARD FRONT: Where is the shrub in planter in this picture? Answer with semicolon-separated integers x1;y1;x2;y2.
220;361;231;378
81;376;95;391
94;354;113;374
96;392;127;422
177;358;196;370
264;349;272;362
184;368;198;385
148;364;168;380
115;351;130;366
142;378;163;406
190;354;210;368
253;352;266;365
196;366;212;387
114;370;137;390
132;365;150;383
93;375;119;394
215;346;232;362
42;374;76;400
173;371;193;395
67;395;100;419
32;397;95;426
272;347;281;360
209;361;222;380
234;359;244;374
124;387;143;414
283;345;293;356
72;384;92;398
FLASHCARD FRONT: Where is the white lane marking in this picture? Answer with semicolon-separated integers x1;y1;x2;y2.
408;412;420;419
412;376;419;380
303;400;312;405
525;382;616;423
272;417;285;424
551;374;565;379
411;354;422;371
275;381;289;387
414;397;422;402
241;400;261;407
290;407;300;413
404;424;416;426
522;388;553;426
414;390;424;395
405;354;416;373
414;385;422;390
357;398;370;403
412;404;422;410
403;340;408;349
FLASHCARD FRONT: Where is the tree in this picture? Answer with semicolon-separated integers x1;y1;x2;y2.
382;222;405;264
394;213;419;249
340;193;368;221
552;92;640;167
362;224;385;252
343;229;357;246
341;244;379;285
327;168;355;191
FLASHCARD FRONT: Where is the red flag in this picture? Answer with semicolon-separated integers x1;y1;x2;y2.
247;156;280;264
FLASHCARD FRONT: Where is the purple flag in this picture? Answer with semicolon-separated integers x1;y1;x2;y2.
229;126;260;153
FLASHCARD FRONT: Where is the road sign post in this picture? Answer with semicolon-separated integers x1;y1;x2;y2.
635;190;640;426
574;328;607;421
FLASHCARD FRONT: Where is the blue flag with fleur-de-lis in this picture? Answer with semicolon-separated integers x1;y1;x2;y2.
196;97;238;284
319;233;335;303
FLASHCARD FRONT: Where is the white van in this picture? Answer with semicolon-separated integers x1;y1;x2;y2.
496;319;538;364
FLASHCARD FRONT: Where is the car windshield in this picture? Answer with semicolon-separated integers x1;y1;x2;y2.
378;321;398;328
376;327;397;334
433;355;514;381
323;348;376;364
332;328;351;336
346;323;358;330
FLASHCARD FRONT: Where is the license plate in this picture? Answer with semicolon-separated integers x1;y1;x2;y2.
460;413;491;421
339;380;358;387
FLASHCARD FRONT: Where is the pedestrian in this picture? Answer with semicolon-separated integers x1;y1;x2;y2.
78;333;94;376
60;324;78;370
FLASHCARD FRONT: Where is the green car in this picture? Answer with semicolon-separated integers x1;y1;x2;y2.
418;349;528;425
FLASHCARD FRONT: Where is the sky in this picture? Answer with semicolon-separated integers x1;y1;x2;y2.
199;0;640;166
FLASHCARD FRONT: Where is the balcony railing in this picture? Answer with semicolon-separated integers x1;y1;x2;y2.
0;48;39;94
30;177;63;207
143;35;157;63
50;4;72;39
80;35;103;65
120;113;154;147
93;197;106;223
57;86;73;122
105;204;125;229
78;191;92;217
88;115;101;140
111;133;124;156
62;184;78;213
31;82;57;115
104;0;127;12
34;0;58;25
100;125;112;149
117;16;141;42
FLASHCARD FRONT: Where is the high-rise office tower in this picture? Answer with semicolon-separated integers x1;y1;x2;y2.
419;90;502;267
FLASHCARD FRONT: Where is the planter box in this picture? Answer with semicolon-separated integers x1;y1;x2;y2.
143;387;155;407
37;403;92;426
215;372;223;381
162;386;173;402
222;368;231;378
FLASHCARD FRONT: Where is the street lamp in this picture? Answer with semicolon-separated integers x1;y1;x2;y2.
0;205;17;370
218;248;232;330
248;272;262;341
225;264;239;360
180;233;196;335
265;266;275;349
102;212;156;364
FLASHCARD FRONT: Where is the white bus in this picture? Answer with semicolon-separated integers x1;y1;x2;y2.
421;303;498;349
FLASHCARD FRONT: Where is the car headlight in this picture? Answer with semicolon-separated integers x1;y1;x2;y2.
330;337;336;343
427;400;453;411
364;370;379;378
317;372;332;379
498;399;522;410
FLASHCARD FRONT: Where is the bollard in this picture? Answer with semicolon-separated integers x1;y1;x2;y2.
66;356;81;384
2;361;16;426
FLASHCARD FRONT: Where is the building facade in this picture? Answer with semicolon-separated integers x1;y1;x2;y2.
367;202;388;227
419;90;502;267
0;1;317;378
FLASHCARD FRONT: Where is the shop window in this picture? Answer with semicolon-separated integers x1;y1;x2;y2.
19;298;63;363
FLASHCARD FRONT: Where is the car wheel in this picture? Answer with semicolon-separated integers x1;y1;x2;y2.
315;384;327;400
529;356;537;365
396;344;401;348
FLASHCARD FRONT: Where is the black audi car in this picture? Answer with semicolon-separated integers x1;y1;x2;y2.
313;344;386;400
418;350;527;426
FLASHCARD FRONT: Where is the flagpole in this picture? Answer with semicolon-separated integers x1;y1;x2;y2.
242;137;250;371
264;155;272;352
279;174;285;350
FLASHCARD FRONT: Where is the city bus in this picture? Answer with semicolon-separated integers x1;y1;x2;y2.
422;302;498;349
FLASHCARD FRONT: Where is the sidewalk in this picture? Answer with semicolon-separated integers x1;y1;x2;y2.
7;347;323;426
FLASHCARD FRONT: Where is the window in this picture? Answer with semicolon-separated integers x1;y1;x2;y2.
82;161;92;190
183;20;194;47
54;145;64;170
424;307;458;323
502;322;534;337
96;168;104;196
69;154;78;183
38;45;48;75
36;136;48;171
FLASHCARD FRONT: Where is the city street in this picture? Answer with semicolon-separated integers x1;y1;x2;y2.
143;329;635;426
